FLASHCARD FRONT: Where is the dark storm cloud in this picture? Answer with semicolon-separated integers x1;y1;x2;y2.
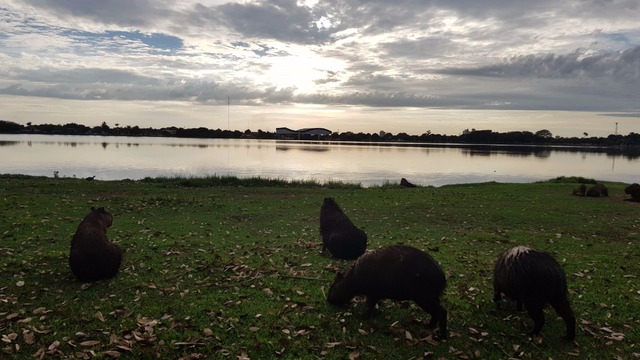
0;74;295;105
381;37;460;59
217;0;334;44
439;46;640;82
22;0;173;27
295;91;445;108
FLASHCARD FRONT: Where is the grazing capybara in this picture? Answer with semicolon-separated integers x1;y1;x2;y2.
69;207;123;282
319;197;367;260
572;184;586;196
586;183;608;197
625;183;640;200
327;245;447;337
400;178;417;188
493;246;575;340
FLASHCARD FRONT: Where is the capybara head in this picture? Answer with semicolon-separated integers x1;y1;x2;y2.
321;197;340;212
88;206;113;228
327;272;353;305
400;178;417;188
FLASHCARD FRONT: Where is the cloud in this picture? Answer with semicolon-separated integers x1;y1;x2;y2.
2;0;640;136
216;0;334;44
439;46;640;82
21;0;173;27
7;67;160;85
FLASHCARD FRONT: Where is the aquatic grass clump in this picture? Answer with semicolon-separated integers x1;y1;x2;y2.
139;174;362;189
543;176;598;184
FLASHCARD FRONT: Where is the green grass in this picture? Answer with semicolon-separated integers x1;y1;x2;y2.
1;175;639;359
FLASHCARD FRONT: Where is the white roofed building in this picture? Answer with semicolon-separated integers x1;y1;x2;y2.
275;127;332;139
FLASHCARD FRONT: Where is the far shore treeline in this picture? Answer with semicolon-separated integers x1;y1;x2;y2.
1;119;640;148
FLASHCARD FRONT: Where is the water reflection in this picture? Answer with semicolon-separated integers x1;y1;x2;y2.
0;134;638;186
276;145;330;152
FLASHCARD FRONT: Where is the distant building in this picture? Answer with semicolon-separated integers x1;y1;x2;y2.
276;127;332;139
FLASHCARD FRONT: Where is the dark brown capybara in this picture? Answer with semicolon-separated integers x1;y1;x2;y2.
400;178;417;188
493;246;575;340
69;207;123;282
319;197;367;260
586;183;608;197
572;184;586;196
625;183;640;200
327;245;447;338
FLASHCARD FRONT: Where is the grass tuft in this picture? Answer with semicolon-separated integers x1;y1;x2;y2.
543;176;599;184
140;175;362;189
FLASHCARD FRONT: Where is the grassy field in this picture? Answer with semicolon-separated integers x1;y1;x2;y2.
1;175;639;359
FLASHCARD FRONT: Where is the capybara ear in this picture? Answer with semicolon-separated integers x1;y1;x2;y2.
91;206;96;211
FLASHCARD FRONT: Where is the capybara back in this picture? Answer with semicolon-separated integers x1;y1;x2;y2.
493;246;575;340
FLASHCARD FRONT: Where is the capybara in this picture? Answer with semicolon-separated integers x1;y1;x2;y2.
69;207;123;282
327;245;447;337
572;184;586;196
319;197;367;260
625;183;640;200
493;246;575;340
400;178;417;188
586;183;608;197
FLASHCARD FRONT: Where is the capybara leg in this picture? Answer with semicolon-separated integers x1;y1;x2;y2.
436;305;448;338
417;300;448;338
365;297;379;317
492;290;502;307
551;298;576;341
525;302;545;336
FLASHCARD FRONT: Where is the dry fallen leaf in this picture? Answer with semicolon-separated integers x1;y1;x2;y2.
48;340;60;351
23;332;35;345
79;340;101;347
96;312;105;322
32;307;47;315
405;330;413;341
105;350;122;357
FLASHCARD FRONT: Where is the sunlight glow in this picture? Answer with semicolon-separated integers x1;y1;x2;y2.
264;51;345;93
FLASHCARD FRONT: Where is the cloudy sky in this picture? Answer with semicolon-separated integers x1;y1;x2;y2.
1;0;639;136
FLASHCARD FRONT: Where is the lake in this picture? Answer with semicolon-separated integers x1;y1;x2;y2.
1;134;638;187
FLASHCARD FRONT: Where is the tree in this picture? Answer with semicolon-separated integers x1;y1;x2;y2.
535;129;553;139
0;120;23;133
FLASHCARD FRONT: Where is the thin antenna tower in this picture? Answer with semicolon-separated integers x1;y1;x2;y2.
227;96;230;131
615;122;618;135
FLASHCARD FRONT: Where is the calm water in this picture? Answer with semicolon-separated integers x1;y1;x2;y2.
1;134;638;187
